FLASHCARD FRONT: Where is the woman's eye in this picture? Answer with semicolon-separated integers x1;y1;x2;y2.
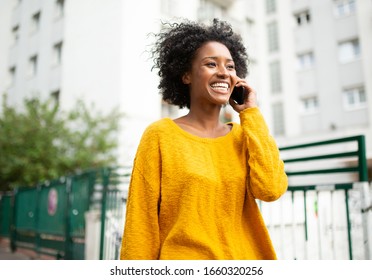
227;64;235;70
207;62;217;67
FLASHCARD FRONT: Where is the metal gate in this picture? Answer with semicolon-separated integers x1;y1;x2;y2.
95;167;130;260
0;168;128;260
260;135;372;259
8;171;97;259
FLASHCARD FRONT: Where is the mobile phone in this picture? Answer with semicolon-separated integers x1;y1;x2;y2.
231;86;245;105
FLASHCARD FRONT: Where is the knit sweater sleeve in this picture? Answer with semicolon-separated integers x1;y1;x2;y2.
239;107;288;202
120;124;161;260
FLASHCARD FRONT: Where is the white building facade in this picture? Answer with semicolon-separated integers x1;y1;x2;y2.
257;0;372;167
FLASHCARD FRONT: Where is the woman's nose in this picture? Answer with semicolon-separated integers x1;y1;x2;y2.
217;66;229;77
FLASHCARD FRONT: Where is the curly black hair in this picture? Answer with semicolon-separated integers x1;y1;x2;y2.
151;18;249;109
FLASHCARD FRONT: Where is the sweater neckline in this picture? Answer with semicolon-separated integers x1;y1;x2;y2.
164;118;237;143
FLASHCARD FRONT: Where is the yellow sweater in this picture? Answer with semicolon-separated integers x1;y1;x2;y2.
120;107;288;260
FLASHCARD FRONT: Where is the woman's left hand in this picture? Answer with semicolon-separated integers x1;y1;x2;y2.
229;79;257;113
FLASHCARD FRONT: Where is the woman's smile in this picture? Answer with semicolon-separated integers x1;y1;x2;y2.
210;82;230;94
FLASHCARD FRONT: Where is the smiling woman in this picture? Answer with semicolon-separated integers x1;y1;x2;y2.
120;18;288;260
182;42;236;107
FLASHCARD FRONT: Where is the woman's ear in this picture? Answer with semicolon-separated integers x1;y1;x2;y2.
182;72;191;84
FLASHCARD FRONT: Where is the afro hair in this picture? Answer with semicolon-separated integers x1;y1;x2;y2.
151;18;249;109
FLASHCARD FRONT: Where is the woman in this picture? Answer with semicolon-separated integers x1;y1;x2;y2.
120;19;287;260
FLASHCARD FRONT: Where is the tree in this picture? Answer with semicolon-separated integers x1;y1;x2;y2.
0;95;123;191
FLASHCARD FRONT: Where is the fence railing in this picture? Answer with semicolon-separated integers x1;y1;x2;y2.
0;170;98;259
260;135;372;259
94;167;130;260
0;167;130;260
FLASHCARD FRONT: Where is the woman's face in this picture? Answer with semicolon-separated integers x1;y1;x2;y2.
182;41;238;108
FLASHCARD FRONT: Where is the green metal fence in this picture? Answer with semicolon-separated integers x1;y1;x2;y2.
0;167;129;260
7;171;97;259
95;167;130;260
260;134;371;259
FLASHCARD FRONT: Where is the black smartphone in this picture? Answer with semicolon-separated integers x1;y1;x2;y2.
231;86;245;105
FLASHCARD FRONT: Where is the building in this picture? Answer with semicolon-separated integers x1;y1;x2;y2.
256;0;372;175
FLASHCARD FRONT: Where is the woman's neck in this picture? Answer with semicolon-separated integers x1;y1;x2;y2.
173;105;231;138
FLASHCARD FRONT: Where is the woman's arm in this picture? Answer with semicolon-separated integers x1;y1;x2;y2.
120;126;161;260
230;81;287;202
239;107;288;202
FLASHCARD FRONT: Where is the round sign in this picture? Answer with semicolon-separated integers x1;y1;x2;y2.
47;188;58;216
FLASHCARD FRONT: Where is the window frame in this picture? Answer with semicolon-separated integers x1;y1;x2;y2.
334;0;356;17
300;96;319;115
338;38;360;63
267;21;279;53
297;52;315;71
269;61;282;93
342;86;366;110
30;11;41;34
28;55;38;77
295;10;311;26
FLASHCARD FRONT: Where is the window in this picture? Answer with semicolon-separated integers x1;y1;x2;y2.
301;96;319;114
11;25;19;45
295;10;311;26
55;0;64;18
8;66;16;85
297;52;314;70
272;103;285;136
31;11;41;33
338;39;360;63
269;61;282;93
28;55;37;77
52;41;63;65
334;0;355;17
51;90;60;104
343;86;366;109
266;0;276;14
267;21;279;52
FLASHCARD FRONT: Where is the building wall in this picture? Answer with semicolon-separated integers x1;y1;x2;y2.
3;0;65;107
62;0;122;114
265;0;372;161
0;0;12;110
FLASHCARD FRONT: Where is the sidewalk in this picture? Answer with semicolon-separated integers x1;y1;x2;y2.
0;238;32;260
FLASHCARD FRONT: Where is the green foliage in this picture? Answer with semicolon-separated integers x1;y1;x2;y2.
0;95;123;191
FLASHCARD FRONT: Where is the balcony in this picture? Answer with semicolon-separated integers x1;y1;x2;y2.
339;59;363;88
334;14;358;42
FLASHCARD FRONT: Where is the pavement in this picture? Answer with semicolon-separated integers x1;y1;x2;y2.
0;238;33;260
